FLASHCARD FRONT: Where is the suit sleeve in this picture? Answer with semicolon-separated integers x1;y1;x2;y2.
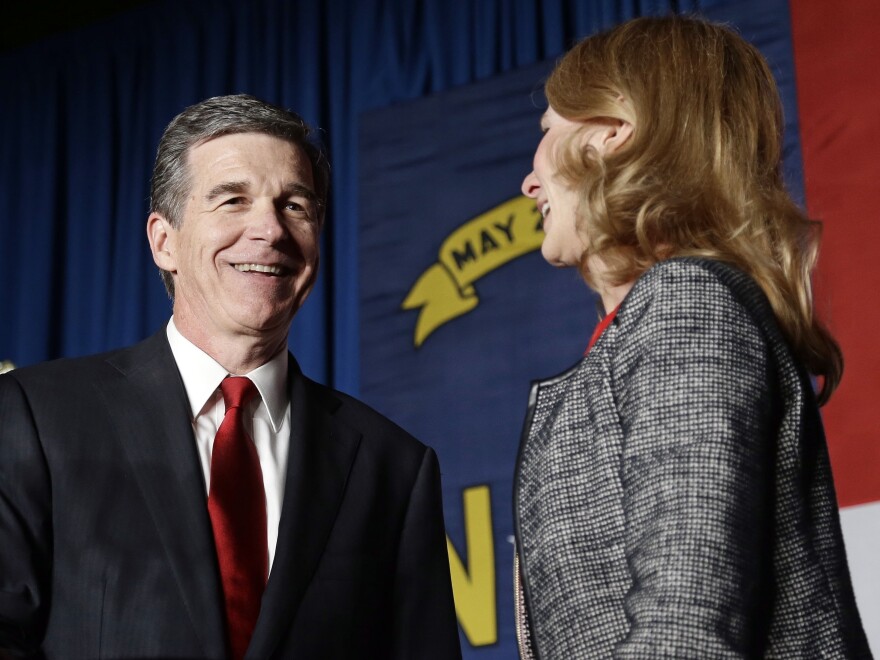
0;375;52;657
389;447;462;660
612;267;776;659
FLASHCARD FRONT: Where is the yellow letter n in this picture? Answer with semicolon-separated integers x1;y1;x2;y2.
447;484;497;646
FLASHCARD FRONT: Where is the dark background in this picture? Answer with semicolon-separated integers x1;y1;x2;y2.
3;1;152;51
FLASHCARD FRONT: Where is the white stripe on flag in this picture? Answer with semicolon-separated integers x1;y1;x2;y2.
840;500;880;656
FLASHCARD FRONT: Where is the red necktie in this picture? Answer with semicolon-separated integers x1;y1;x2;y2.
207;377;268;660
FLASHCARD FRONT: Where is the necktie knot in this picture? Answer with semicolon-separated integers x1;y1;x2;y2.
221;376;258;412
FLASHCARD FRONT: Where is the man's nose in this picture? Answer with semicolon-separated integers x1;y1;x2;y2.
247;203;287;242
521;171;540;198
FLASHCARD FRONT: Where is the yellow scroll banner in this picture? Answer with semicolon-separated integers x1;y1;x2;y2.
402;195;543;347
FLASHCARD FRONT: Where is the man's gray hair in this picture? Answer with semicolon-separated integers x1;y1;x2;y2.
150;94;330;298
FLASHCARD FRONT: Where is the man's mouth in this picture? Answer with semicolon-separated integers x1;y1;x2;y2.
233;263;286;275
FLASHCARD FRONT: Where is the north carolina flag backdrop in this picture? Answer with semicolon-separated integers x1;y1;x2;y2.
359;2;879;657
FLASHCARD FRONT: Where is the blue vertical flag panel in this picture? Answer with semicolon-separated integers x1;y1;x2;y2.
360;61;599;656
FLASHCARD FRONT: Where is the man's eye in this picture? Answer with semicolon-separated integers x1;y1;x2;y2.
285;201;310;215
222;197;246;206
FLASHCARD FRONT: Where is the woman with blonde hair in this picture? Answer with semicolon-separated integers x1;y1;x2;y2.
514;15;871;658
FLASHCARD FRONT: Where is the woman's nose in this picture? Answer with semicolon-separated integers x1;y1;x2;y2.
521;170;540;198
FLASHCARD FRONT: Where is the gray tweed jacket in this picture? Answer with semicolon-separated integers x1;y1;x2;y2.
514;258;871;659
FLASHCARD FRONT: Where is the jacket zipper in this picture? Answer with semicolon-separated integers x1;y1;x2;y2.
513;549;534;659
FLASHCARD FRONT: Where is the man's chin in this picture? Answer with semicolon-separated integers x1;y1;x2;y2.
231;308;298;337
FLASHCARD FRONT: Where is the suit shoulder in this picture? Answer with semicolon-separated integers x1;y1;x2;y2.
632;257;764;301
3;334;161;395
6;351;118;388
606;257;791;378
306;379;427;453
618;257;774;329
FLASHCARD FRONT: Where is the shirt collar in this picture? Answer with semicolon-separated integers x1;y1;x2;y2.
166;319;289;432
244;347;289;432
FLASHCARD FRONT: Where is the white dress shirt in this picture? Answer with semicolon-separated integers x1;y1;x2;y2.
166;319;290;571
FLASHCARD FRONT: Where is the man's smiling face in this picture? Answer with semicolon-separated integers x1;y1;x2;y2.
155;132;319;352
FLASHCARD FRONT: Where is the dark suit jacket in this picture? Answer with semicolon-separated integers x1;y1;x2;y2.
0;330;461;659
514;258;870;659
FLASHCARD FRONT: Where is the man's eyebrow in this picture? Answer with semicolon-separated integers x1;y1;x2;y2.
204;181;318;203
283;183;318;202
205;180;250;202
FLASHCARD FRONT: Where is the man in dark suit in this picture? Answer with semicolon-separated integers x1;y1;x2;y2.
0;95;461;659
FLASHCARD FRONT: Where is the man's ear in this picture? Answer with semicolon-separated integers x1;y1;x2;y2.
146;212;178;272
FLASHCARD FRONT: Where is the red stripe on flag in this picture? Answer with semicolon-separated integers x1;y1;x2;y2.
790;0;880;507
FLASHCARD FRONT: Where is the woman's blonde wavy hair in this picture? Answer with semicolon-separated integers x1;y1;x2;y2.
546;15;842;404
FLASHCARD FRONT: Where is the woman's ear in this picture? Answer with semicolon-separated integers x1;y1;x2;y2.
606;119;634;154
583;118;634;158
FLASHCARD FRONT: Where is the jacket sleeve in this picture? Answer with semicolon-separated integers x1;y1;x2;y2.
612;265;776;659
389;447;462;660
0;375;52;657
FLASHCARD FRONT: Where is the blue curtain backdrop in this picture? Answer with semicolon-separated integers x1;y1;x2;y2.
0;0;763;392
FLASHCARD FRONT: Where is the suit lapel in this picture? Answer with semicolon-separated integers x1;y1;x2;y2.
94;331;226;658
248;359;362;657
